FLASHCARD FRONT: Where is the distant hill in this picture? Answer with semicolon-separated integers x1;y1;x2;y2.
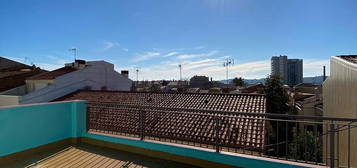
221;76;327;85
303;76;326;84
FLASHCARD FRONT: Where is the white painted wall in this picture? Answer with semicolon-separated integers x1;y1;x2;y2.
0;95;21;106
18;61;132;104
323;56;357;167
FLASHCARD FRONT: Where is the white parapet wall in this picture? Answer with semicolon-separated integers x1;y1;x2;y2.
0;95;21;106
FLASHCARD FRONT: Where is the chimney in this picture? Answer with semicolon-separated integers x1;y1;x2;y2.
121;70;129;78
323;66;326;81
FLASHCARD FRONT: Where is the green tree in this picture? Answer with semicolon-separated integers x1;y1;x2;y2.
264;75;291;157
232;77;246;87
264;75;289;114
288;129;322;162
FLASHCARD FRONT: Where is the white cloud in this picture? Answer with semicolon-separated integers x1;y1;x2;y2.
164;52;179;57
102;41;121;50
35;63;63;71
303;59;330;77
125;58;330;81
132;52;161;62
176;50;218;60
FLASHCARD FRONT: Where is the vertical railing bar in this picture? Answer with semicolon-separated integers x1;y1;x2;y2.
336;124;339;167
285;120;288;160
215;116;220;153
86;104;89;132
139;108;144;140
304;125;307;162
276;120;279;157
325;123;328;165
295;121;298;162
314;123;318;164
329;123;335;168
348;124;351;168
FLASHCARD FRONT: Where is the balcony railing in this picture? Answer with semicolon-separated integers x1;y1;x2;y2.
87;102;357;168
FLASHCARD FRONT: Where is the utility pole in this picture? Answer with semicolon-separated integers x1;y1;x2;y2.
178;64;182;81
69;48;77;61
223;58;234;84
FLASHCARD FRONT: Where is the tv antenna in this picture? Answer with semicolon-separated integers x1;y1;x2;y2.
223;58;234;84
68;48;77;61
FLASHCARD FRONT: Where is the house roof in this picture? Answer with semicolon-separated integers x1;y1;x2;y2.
0;67;46;92
338;55;357;64
58;91;266;150
27;66;78;80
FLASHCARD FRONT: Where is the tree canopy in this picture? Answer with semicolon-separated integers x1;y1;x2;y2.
264;75;289;114
232;77;246;87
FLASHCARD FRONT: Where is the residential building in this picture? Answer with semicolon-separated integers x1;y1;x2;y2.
0;56;28;70
287;59;303;86
0;60;132;106
323;55;357;167
271;55;288;82
0;57;46;93
271;55;303;86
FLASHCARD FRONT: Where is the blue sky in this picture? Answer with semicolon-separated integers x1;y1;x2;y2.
1;0;357;80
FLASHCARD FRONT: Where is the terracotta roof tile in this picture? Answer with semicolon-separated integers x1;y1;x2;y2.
27;66;78;80
63;91;266;150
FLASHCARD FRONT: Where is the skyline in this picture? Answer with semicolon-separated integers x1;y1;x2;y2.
1;0;357;80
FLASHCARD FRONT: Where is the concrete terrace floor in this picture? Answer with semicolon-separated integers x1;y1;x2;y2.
2;144;200;168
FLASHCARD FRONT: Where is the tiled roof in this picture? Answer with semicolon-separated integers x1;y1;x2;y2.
61;91;266;150
60;91;266;113
339;55;357;64
0;67;46;92
27;66;78;80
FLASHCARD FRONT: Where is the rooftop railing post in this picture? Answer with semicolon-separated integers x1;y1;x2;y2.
139;109;145;140
215;116;220;153
329;123;335;168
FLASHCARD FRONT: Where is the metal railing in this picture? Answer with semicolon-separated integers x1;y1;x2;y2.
86;102;357;168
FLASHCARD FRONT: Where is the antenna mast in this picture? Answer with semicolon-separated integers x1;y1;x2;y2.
135;67;140;86
69;48;77;61
223;58;234;84
178;64;182;81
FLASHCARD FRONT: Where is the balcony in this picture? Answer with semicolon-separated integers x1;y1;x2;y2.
0;101;356;168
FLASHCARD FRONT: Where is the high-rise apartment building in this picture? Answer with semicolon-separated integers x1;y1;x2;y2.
271;55;303;86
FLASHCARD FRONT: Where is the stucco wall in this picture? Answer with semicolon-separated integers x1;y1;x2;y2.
0;101;86;157
323;56;357;167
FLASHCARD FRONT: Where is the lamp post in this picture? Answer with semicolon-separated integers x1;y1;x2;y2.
178;64;182;81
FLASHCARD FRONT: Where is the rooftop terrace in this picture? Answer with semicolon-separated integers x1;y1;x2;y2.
0;99;356;168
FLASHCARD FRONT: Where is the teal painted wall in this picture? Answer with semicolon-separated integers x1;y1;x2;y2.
0;101;86;157
83;133;311;168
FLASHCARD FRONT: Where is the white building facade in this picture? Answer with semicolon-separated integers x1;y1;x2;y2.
0;60;132;106
323;55;357;167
